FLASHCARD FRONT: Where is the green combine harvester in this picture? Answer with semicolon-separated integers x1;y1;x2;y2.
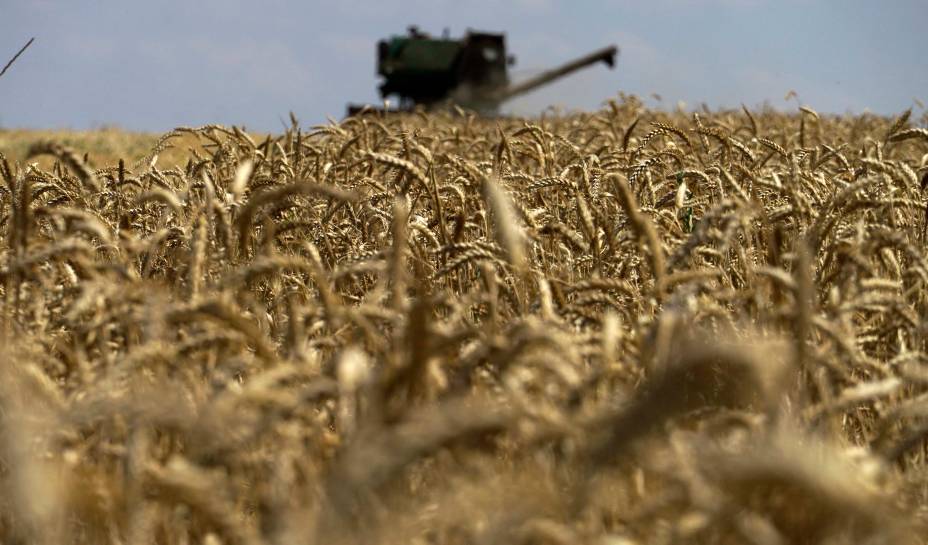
347;26;618;115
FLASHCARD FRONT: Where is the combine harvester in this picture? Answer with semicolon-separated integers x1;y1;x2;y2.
347;26;618;116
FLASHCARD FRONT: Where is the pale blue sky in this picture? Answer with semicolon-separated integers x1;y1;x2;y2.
1;0;925;131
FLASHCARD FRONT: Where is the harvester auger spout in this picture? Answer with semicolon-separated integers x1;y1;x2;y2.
492;45;619;104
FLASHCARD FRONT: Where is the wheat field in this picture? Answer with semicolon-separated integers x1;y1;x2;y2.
1;96;928;544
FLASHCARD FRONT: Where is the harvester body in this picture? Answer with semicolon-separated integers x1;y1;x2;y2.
348;27;618;115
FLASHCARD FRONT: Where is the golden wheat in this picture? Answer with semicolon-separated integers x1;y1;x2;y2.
0;98;926;544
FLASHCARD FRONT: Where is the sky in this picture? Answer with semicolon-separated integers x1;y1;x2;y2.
0;0;925;132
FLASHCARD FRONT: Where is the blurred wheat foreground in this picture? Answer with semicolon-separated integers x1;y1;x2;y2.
2;98;928;544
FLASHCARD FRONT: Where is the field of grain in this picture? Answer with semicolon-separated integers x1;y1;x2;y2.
1;97;928;544
0;128;247;169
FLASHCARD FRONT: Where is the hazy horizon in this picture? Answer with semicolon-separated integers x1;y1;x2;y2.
2;0;925;132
